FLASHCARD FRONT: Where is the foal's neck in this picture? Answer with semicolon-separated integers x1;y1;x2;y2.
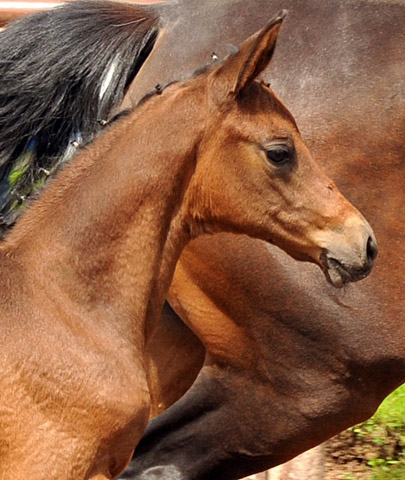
3;85;205;342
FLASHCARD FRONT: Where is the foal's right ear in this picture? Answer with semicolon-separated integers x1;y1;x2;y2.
212;10;287;101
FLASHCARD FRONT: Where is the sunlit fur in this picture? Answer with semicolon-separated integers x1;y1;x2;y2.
0;5;376;480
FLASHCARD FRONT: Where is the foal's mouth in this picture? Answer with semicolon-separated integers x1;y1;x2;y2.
320;252;372;289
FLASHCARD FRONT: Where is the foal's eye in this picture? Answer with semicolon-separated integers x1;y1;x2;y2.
265;145;293;165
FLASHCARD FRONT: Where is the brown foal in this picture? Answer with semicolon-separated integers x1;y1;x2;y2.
0;15;375;479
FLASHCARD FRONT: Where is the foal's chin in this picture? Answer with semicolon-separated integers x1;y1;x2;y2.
323;262;355;288
263;239;364;289
267;238;377;289
320;252;375;289
309;222;377;289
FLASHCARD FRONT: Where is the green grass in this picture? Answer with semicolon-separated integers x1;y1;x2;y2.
371;467;405;480
353;384;405;479
372;386;405;430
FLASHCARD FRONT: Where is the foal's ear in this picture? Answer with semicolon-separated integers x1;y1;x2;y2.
213;10;287;99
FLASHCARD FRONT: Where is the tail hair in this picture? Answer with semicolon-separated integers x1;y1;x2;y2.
0;0;159;234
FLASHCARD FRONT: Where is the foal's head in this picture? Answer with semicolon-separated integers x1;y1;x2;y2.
178;11;377;288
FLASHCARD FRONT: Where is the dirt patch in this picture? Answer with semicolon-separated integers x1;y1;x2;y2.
324;428;403;479
243;427;403;480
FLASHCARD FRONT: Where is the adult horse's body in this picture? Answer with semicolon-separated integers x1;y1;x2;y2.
0;1;403;479
0;8;377;479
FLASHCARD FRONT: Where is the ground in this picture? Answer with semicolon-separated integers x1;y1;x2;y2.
246;385;405;480
325;424;404;480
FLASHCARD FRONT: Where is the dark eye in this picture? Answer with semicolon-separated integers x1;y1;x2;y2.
266;145;293;165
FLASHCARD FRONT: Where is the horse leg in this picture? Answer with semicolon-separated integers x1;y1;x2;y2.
120;363;355;480
119;366;305;480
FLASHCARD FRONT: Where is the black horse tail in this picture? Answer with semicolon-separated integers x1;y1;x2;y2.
0;0;159;234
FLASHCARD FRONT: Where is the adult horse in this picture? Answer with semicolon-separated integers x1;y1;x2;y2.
0;0;403;479
121;1;405;478
0;9;377;479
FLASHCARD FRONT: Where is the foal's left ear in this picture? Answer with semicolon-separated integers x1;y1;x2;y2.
213;10;287;99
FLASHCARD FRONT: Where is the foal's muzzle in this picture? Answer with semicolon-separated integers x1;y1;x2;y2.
320;227;378;288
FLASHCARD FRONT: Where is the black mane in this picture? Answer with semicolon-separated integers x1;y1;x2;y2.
0;1;160;234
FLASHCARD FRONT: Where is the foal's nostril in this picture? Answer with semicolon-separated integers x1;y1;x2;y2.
366;235;378;266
